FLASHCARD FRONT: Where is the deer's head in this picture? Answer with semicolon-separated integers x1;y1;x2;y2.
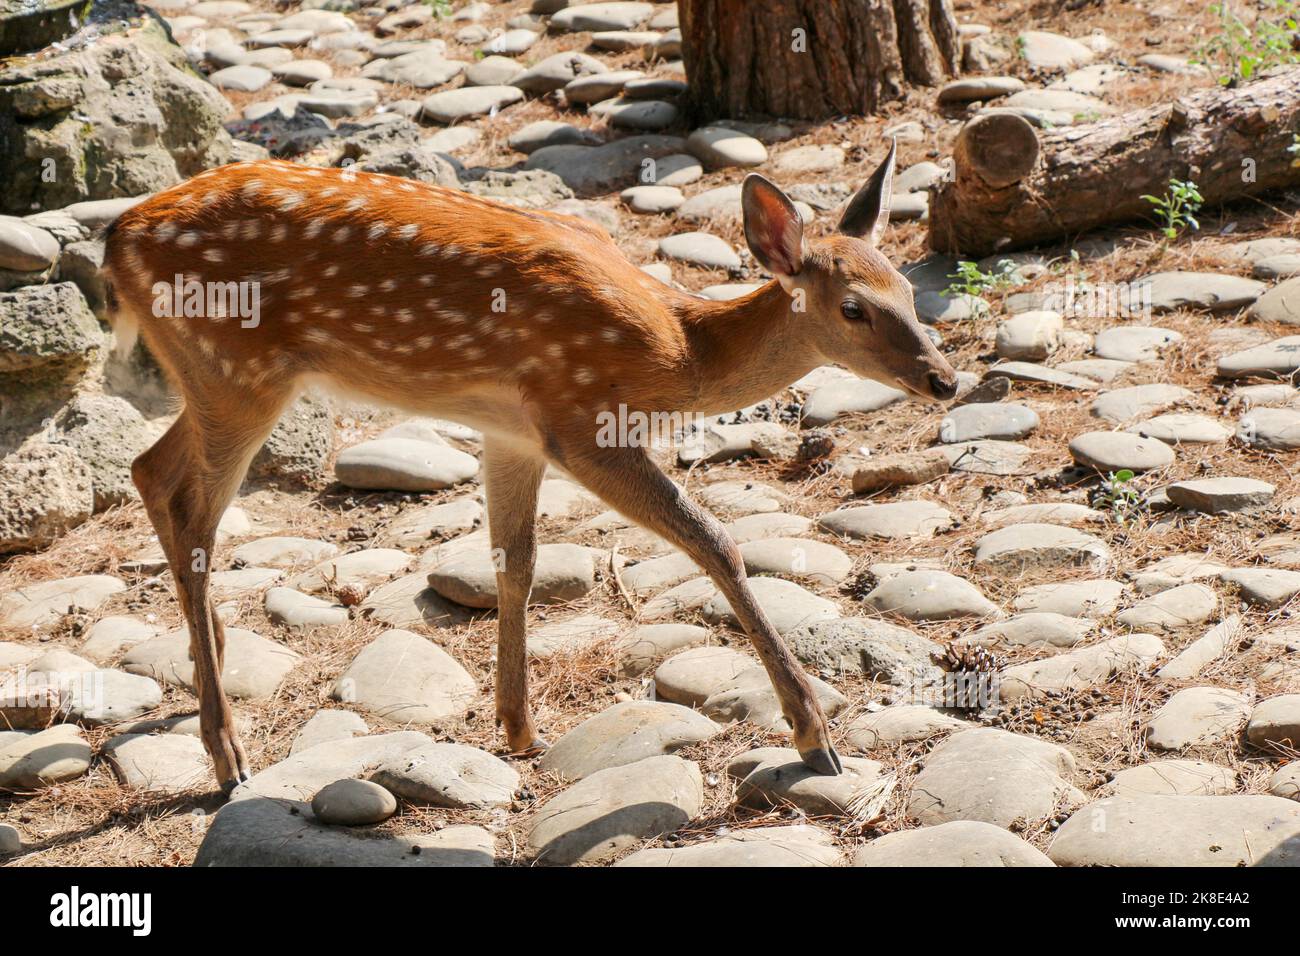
741;142;959;402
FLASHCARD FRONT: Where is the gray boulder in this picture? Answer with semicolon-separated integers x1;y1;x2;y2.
0;442;93;553
55;239;107;313
0;283;103;385
0;14;233;214
249;393;334;487
463;169;574;208
195;797;494;866
51;393;154;510
356;147;461;188
525;134;686;194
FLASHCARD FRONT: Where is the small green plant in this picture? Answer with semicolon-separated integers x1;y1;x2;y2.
1289;132;1300;167
1091;469;1146;523
423;0;454;16
943;259;1018;299
1141;178;1203;240
1193;1;1300;86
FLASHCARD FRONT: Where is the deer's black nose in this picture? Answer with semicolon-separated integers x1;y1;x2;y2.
928;371;958;401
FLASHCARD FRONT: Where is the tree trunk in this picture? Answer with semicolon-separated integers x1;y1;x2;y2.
679;0;959;122
928;70;1300;257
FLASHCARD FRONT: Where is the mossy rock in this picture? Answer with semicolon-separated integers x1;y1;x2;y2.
0;0;93;55
0;7;233;213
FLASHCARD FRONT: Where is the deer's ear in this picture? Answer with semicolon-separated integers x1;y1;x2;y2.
742;174;804;278
838;139;897;246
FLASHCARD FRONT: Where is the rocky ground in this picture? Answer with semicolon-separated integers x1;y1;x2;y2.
2;0;1300;867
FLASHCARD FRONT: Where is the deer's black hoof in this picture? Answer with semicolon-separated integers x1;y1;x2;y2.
800;746;843;776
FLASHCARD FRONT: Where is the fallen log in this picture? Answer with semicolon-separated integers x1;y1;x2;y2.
928;70;1300;257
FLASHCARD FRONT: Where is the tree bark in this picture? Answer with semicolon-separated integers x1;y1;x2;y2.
928;70;1300;257
679;0;959;122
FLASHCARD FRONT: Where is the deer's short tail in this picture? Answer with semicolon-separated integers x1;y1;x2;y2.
103;279;142;360
101;216;140;360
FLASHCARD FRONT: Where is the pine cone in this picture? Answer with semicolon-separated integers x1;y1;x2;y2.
933;643;1001;674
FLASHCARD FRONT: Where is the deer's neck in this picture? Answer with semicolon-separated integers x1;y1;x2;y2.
676;280;820;415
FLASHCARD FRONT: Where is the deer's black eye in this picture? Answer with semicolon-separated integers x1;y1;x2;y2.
841;300;865;321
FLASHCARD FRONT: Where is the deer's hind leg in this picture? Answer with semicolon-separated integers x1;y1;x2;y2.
131;390;294;792
481;438;548;754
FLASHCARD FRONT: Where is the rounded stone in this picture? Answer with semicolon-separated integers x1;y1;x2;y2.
464;55;523;86
1246;694;1300;750
1146;686;1251;750
617;824;840;867
701;576;839;636
371;742;519;809
1115;582;1217;632
1166;477;1275;513
816;501;954;540
657;232;740;270
1142;271;1266;313
620;184;684;213
854;820;1053;866
527;755;702;866
1106;760;1237;797
420;85;523;123
334;438;479;492
311;778;397;826
775;144;845;173
937;76;1027;104
0;218;60;272
939;402;1039;442
845;705;968;749
863;569;1000;622
685;126;768;168
1126;413;1231;445
538;700;720;780
1092;326;1182;362
1050;795;1300;867
974;524;1111;574
1091;384;1193;424
1069;431;1175;472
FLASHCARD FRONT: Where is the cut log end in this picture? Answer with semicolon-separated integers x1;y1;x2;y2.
954;112;1040;189
928;72;1300;257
